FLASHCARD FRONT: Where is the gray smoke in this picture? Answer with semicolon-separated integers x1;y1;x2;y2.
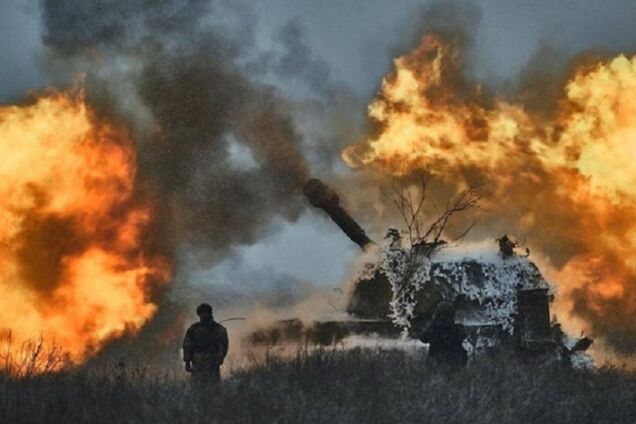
40;0;310;265
37;0;333;361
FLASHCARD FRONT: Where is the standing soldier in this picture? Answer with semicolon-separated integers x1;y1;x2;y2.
419;301;467;372
183;303;229;384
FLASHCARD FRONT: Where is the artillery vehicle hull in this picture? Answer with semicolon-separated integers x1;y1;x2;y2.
249;179;591;364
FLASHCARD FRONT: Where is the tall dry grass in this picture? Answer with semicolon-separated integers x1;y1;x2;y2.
0;331;69;377
1;347;635;423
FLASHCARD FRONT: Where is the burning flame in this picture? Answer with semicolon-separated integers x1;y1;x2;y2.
344;33;636;357
0;88;171;368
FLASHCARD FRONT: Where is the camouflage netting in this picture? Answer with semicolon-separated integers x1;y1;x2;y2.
352;232;552;336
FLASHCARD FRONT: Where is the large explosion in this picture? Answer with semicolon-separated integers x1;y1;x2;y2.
344;33;636;356
0;89;171;367
4;0;636;371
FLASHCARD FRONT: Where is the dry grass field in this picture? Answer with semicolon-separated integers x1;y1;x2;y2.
1;347;636;424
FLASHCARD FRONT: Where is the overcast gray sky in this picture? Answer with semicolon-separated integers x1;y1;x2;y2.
4;0;636;290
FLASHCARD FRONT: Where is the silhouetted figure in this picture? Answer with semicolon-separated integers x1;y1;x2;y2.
183;303;228;384
419;301;467;372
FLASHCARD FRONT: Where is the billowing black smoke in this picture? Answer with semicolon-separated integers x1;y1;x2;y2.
40;0;309;263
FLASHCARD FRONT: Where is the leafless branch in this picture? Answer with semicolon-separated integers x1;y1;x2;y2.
384;174;488;333
383;173;487;257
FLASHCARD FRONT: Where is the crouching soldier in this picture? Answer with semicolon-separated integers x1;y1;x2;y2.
183;303;229;384
419;301;467;372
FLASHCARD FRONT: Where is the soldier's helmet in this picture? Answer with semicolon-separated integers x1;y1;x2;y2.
384;227;402;249
196;303;213;315
433;301;455;323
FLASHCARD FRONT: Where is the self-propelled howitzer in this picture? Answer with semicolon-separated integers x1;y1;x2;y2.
300;178;592;363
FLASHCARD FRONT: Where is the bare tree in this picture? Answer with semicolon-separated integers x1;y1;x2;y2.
381;172;430;247
381;172;487;336
381;171;486;254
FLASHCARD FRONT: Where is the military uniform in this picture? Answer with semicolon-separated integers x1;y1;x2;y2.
419;302;467;372
183;320;228;383
420;320;467;370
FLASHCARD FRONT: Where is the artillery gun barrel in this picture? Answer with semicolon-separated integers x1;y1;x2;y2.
303;178;373;249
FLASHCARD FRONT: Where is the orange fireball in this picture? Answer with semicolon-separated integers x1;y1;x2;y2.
344;33;636;359
0;88;171;369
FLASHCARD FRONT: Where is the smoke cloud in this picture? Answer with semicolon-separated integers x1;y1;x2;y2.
29;0;339;363
39;0;313;263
